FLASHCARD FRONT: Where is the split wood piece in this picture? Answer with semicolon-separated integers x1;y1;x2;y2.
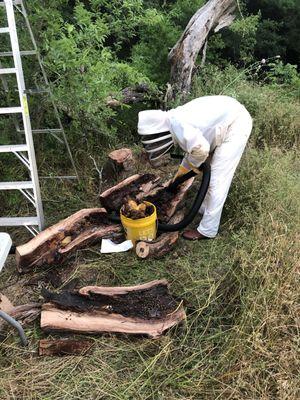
39;339;93;356
167;0;236;100
0;293;41;329
108;148;134;172
136;210;184;259
99;174;160;212
16;208;121;273
144;177;194;222
41;280;186;339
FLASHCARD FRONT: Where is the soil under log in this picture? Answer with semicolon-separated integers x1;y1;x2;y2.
41;283;179;320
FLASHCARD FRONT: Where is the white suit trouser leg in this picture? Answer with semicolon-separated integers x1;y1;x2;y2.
198;110;252;238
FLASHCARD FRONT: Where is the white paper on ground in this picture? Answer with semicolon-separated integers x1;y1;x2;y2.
101;238;133;254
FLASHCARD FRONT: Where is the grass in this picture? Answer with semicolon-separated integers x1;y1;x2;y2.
0;147;299;399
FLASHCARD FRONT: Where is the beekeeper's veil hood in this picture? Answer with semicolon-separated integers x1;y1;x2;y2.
138;110;174;161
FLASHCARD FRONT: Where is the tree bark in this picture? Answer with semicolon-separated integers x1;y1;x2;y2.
40;280;186;339
136;210;184;259
16;208;121;272
167;0;236;100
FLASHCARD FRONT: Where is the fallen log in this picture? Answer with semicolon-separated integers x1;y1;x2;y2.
16;208;121;273
39;339;93;356
136;210;184;259
41;280;185;338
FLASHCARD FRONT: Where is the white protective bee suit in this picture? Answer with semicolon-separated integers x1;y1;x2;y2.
138;95;253;238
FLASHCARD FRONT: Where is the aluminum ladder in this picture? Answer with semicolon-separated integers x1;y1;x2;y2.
0;0;78;235
0;0;44;234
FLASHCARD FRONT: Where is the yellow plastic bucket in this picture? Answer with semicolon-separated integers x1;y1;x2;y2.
120;201;157;244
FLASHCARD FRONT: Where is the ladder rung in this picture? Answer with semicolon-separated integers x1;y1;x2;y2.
0;68;16;74
0;0;22;6
18;128;63;134
0;50;37;57
0;181;34;190
0;217;39;226
25;88;50;94
0;27;9;33
0;144;28;153
0;107;22;114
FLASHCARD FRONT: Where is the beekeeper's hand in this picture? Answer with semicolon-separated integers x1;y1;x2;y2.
173;159;200;182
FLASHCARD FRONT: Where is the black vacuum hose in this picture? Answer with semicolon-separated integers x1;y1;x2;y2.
158;162;211;232
108;162;211;231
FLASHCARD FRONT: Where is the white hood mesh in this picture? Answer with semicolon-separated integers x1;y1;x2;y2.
138;110;170;135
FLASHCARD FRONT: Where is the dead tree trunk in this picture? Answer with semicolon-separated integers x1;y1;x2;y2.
167;0;236;100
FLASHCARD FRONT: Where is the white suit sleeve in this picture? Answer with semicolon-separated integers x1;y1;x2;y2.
177;123;210;168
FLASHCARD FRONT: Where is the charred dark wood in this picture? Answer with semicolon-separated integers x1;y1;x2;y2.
16;208;121;272
41;280;186;338
144;177;194;222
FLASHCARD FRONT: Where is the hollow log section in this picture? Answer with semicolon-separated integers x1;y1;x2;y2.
39;339;93;356
16;208;122;273
40;280;186;338
136;210;184;259
168;0;236;100
100;173;194;222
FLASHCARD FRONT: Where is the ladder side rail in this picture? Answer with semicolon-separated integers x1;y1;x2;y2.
5;0;44;229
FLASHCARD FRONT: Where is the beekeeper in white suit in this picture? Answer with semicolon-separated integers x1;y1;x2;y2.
138;95;252;240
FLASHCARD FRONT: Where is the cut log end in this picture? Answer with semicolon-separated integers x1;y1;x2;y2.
136;242;150;259
108;148;134;171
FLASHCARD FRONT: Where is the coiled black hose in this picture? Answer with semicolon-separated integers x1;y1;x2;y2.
108;162;211;231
